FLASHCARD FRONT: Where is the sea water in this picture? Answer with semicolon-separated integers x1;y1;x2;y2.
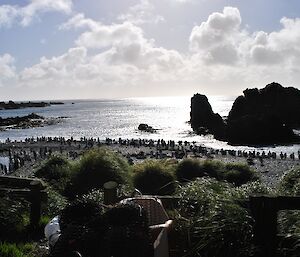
0;96;299;154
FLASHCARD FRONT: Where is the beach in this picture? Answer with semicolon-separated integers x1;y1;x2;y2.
1;136;299;188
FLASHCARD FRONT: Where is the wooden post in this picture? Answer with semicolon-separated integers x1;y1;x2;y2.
103;181;118;205
250;196;278;257
29;180;43;230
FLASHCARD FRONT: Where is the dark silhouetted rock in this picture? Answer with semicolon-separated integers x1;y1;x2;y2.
228;82;300;127
190;83;300;145
138;123;157;133
190;94;225;139
226;82;300;145
0;101;64;110
0;113;63;131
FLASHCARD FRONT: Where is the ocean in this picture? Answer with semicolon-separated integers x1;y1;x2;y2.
0;96;299;154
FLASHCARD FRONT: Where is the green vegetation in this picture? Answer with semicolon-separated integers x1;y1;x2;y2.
0;242;35;257
175;178;255;257
35;156;72;193
66;148;130;198
0;197;30;241
132;160;176;195
278;167;300;196
2;147;300;257
277;167;300;244
175;158;258;185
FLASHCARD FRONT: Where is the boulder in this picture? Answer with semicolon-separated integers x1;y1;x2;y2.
138;123;157;133
190;94;225;139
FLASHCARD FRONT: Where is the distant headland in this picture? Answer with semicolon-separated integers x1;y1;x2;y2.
190;82;300;146
0;100;64;110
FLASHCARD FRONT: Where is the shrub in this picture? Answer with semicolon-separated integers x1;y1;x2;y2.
59;198;104;232
232;181;273;200
201;159;225;179
0;197;29;241
133;160;176;195
43;188;68;217
66;148;130;198
175;159;257;186
277;168;300;238
224;162;258;186
278;168;300;196
177;177;232;217
0;242;34;257
35;156;72;193
175;158;204;182
176;178;254;257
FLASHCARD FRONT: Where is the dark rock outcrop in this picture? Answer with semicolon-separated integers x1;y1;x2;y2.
190;94;225;139
0;113;63;131
138;123;157;133
226;82;300;145
190;83;300;145
228;82;300;128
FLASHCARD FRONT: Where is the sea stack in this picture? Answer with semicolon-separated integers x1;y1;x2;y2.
190;94;225;139
190;83;300;145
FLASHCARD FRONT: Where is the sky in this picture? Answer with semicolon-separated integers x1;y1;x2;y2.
1;0;300;100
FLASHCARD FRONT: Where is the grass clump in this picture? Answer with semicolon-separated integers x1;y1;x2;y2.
0;197;30;241
278;167;300;196
175;158;204;182
0;242;35;257
175;178;254;257
35;155;72;193
175;159;258;186
133;160;176;195
277;168;300;240
66;148;130;198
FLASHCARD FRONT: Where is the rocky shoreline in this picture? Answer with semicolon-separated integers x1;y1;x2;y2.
1;137;299;188
0;113;65;131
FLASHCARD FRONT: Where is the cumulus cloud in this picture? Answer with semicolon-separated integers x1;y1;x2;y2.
59;13;98;30
4;6;300;99
0;0;72;27
0;54;16;87
118;0;164;25
189;7;244;65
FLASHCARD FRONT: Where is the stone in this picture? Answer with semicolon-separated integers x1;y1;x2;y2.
190;94;225;139
190;83;300;145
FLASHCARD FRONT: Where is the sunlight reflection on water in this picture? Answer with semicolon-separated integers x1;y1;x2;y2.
0;96;299;154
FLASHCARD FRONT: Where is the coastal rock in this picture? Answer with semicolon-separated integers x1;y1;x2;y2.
138;123;157;133
190;83;300;145
227;82;300;144
0;113;63;131
228;82;300;127
190;94;225;139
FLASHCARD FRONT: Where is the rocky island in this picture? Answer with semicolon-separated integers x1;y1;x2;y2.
190;82;300;145
0;100;64;110
0;113;64;131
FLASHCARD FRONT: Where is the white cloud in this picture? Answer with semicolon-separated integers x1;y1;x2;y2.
189;7;244;65
59;13;98;30
0;0;72;27
118;0;164;25
4;6;300;99
0;54;16;87
75;22;146;50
